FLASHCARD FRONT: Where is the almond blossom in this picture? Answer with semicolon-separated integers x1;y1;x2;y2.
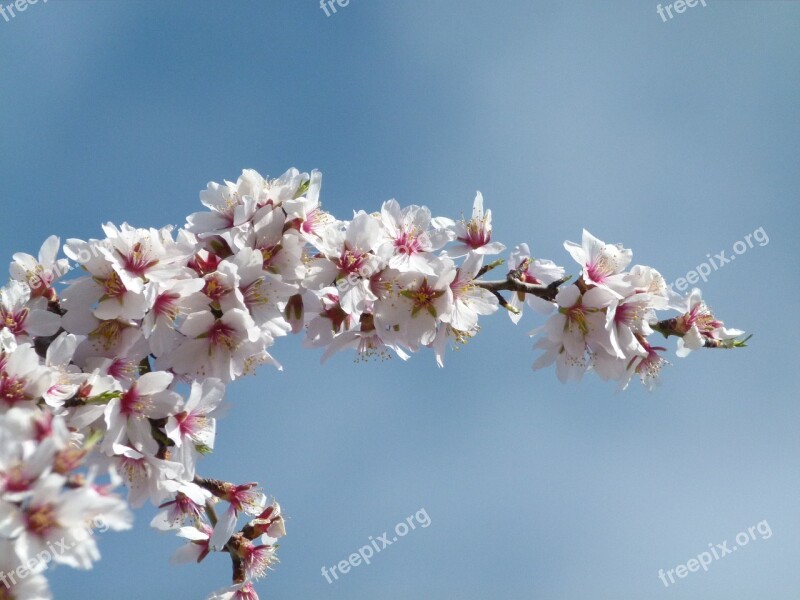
447;192;506;257
507;243;566;322
673;288;745;357
102;371;182;456
304;212;384;316
564;229;633;296
375;199;451;275
0;281;61;342
441;252;498;331
165;378;225;479
9;235;70;301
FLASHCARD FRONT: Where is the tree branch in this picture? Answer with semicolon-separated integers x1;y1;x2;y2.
475;274;571;302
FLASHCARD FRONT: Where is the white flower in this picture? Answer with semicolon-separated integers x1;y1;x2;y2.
186;177;258;243
0;344;52;413
375;199;449;275
304;212;383;316
102;371;182;456
374;260;455;349
674;288;744;357
303;288;357;349
142;278;208;357
232;205;306;283
157;309;271;382
61;239;148;323
0;281;61;342
430;324;477;368
65;369;121;432
223;248;296;339
506;244;565;322
165;379;225;479
563;229;633;296
621;337;669;390
320;316;410;363
171;523;212;565
0;408;60;502
239;167;311;210
282;169;336;243
112;445;184;508
61;304;147;367
532;336;587;383
206;582;260;600
0;539;52;599
0;473;132;570
10;235;70;301
208;483;266;552
542;284;620;359
98;222;193;293
624;265;673;310
441;252;498;331
42;333;83;408
605;292;656;359
150;480;210;531
448;192;505;257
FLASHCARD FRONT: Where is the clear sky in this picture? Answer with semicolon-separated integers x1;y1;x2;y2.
1;1;799;598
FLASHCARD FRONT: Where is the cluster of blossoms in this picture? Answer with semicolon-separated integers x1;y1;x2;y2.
0;166;747;599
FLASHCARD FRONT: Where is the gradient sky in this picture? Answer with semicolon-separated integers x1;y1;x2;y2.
1;1;799;598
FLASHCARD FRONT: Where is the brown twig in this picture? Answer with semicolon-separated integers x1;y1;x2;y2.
475;274;571;303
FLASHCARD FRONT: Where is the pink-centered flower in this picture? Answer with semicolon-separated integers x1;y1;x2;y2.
0;344;52;412
186;178;258;244
232;204;307;283
165;379;225;479
375;261;455;349
543;284;620;359
151;480;210;531
208;482;266;552
623;336;669;390
375;199;450;275
99;223;191;294
448;192;506;257
222;248;296;339
102;371;182;456
304;288;357;349
171;523;213;565
0;473;132;570
206;582;260;600
674;288;744;357
143;278;208;357
159;308;269;383
305;212;383;316
564;229;633;296
0;281;61;342
507;244;566;323
9;235;69;301
441;252;498;332
249;501;286;540
238;540;278;580
113;445;184;508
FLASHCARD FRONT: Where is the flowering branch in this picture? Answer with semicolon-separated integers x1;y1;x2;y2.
0;166;748;600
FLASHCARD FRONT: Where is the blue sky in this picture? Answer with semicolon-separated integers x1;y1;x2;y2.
1;1;799;598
